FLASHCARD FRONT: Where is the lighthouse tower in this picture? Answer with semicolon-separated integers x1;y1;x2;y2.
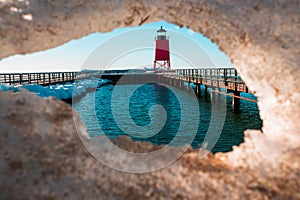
154;26;171;72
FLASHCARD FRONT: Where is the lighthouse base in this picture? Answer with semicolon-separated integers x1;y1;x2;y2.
154;60;170;72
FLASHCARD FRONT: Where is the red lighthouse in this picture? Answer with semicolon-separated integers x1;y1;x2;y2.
154;26;171;72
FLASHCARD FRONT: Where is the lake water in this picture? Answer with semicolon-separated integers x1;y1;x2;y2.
73;83;262;153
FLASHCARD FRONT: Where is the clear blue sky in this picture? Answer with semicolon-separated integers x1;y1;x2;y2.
0;21;232;72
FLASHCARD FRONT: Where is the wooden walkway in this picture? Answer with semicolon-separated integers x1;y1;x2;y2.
161;68;255;110
0;68;256;110
0;72;77;85
162;68;249;93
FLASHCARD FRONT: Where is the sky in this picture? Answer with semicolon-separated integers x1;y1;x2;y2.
0;21;232;73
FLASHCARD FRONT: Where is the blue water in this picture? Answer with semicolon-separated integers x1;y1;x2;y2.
73;83;262;153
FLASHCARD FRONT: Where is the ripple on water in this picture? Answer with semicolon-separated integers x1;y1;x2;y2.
73;84;262;153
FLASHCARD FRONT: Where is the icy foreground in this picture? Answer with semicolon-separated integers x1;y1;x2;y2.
0;0;299;198
0;90;298;199
0;79;110;100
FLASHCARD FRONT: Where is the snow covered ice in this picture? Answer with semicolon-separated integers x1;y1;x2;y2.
0;79;111;100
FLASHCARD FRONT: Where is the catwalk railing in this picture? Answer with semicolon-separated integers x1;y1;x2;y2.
0;72;77;85
0;69;249;93
0;69;255;110
162;68;249;93
161;68;256;110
